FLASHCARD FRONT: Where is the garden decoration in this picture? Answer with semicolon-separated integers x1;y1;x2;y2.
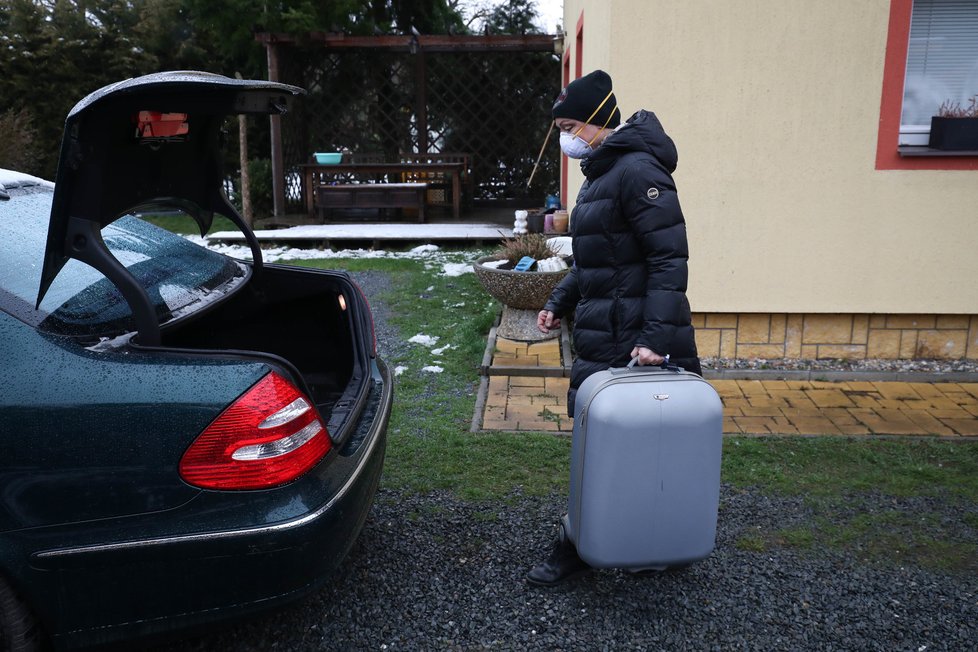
473;234;571;341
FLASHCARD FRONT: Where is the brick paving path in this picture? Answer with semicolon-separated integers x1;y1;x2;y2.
715;379;978;436
480;338;573;433
477;336;978;438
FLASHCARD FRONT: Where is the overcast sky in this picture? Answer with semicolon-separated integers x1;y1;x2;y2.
463;0;564;34
532;0;564;33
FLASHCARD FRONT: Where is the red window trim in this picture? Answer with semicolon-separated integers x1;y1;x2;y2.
561;49;571;207
560;12;586;206
876;0;978;170
575;12;584;79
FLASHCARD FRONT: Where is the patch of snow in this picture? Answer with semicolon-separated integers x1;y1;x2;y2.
408;334;440;347
394;366;408;376
411;244;440;254
547;236;573;256
0;168;54;188
87;332;135;352
421;365;444;373
431;345;454;356
180;235;489;274
441;262;472;277
184;236;404;263
482;259;508;269
176;232;499;302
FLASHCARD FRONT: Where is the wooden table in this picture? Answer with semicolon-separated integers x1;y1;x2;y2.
301;162;465;220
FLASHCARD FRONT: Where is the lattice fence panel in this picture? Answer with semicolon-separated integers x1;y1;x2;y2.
425;51;560;201
275;44;560;212
279;49;417;207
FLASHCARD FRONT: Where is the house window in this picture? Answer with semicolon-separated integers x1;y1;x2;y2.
876;0;978;169
899;0;978;146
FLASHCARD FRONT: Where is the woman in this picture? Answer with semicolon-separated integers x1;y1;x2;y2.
528;69;702;586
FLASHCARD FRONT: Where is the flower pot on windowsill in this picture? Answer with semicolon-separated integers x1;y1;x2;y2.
928;116;978;150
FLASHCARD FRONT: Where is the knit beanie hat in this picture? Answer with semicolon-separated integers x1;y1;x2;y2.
552;69;620;128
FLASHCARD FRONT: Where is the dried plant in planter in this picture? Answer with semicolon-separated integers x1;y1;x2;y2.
473;233;572;314
937;95;978;118
930;95;978;151
494;233;556;266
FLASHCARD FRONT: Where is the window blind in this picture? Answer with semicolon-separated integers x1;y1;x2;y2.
900;0;978;143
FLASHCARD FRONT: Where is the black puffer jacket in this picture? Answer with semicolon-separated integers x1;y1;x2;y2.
545;110;701;414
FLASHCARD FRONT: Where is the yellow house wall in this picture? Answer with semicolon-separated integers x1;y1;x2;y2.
559;0;978;317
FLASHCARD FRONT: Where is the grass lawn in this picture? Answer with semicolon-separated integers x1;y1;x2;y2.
214;243;978;573
291;256;573;501
323;253;978;572
141;212;238;234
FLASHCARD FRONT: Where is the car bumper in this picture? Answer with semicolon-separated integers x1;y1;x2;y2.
26;359;392;650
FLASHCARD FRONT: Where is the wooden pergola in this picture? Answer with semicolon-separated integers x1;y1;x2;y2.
256;32;563;216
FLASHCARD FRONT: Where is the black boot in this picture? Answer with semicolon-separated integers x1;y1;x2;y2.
526;532;590;586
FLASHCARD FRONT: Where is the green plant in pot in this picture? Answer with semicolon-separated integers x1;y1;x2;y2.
472;234;572;341
929;95;978;151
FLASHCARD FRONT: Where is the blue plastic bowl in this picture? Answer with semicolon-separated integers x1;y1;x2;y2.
314;152;342;164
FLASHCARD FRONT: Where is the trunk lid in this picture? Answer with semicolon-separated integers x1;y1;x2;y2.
37;71;304;345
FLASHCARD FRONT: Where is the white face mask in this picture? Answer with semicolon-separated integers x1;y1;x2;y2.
559;131;592;159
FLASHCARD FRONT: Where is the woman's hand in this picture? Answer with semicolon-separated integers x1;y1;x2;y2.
537;310;560;333
630;346;665;366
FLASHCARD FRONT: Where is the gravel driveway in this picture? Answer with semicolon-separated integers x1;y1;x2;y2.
160;488;977;651
156;272;978;651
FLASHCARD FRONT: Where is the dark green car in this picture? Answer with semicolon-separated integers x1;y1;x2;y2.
0;72;392;650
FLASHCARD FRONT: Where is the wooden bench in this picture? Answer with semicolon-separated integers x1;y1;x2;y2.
315;183;428;223
400;152;474;211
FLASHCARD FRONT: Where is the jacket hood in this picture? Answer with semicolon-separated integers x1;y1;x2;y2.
581;109;677;178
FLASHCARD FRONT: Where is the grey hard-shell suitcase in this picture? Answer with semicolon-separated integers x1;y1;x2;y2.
565;361;723;569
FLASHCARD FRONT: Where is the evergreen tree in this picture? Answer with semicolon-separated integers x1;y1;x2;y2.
485;0;540;34
0;0;474;177
0;0;157;177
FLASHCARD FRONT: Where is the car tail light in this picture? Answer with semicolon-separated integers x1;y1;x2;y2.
179;372;331;490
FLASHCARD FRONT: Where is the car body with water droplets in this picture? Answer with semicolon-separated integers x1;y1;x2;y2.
0;72;392;650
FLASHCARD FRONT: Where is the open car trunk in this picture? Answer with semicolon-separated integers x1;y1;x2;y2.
160;263;373;445
34;72;382;444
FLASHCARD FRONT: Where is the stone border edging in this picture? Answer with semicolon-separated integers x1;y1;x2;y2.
703;369;978;382
470;376;490;433
479;312;978;383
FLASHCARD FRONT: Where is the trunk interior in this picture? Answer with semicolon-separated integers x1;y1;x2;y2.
160;264;369;441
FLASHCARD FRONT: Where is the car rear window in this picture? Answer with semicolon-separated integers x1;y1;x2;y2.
0;183;247;337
